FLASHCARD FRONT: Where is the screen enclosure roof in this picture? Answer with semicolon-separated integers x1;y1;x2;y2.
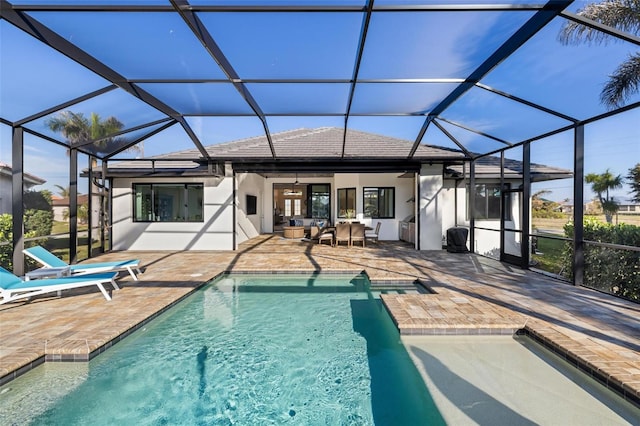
1;0;639;168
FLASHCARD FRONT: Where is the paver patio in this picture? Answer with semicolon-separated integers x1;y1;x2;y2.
1;234;639;407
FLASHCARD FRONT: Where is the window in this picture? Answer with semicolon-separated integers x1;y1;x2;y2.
307;184;330;218
469;183;508;220
246;194;257;215
337;188;356;218
133;183;203;222
363;187;395;218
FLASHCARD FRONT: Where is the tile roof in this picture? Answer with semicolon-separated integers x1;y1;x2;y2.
109;127;571;179
147;127;466;160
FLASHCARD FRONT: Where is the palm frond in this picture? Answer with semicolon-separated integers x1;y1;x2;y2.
601;52;640;108
559;0;640;45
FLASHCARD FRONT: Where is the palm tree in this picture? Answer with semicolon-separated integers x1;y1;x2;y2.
46;111;137;156
559;0;640;109
585;169;623;223
627;162;640;202
54;184;70;198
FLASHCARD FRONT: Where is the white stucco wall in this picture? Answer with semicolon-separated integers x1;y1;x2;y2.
330;173;415;241
111;176;234;251
109;169;526;255
419;165;443;250
236;172;264;244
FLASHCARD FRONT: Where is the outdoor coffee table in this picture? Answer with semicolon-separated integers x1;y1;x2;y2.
283;226;305;239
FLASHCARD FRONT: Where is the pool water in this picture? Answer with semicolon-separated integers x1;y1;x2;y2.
0;274;445;425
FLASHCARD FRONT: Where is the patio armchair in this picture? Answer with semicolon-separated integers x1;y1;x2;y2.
365;222;381;244
0;266;119;304
335;223;351;247
318;226;334;246
350;223;366;247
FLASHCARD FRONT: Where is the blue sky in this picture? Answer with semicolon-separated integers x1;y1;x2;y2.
1;3;639;203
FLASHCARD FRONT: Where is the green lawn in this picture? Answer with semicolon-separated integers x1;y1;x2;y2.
51;221;88;235
532;234;568;276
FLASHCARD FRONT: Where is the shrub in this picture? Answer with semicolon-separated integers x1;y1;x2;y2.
0;213;39;270
563;218;640;302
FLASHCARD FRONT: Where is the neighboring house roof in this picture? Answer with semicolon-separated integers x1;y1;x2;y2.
106;127;571;180
51;194;89;206
0;162;46;186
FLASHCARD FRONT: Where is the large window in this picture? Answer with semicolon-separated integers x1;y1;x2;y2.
307;184;330;218
337;188;356;218
134;183;203;222
363;187;395;219
469;183;509;220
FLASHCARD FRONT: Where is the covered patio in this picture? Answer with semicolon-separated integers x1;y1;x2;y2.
1;237;639;407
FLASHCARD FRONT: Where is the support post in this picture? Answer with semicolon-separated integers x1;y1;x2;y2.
11;127;25;275
522;142;531;268
469;160;475;253
69;149;78;264
573;125;585;286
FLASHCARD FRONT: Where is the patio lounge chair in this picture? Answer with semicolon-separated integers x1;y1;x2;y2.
23;246;142;281
0;266;119;304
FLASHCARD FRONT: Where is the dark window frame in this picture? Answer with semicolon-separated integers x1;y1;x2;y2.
363;187;395;219
337;187;356;218
133;182;204;223
467;183;510;220
246;194;257;215
306;183;331;219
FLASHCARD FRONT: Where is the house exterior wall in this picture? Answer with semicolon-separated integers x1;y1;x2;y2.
0;174;10;215
0;172;45;215
236;172;264;244
419;165;443;250
110;169;525;254
111;176;234;251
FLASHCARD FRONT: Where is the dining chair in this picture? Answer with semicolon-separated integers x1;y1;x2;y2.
365;222;381;244
335;223;351;247
350;223;366;247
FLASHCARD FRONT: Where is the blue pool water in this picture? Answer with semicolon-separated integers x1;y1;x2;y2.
3;274;445;425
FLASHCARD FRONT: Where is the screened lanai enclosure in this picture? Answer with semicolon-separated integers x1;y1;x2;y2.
1;0;639;302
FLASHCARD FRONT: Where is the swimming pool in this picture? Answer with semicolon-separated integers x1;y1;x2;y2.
0;274;445;425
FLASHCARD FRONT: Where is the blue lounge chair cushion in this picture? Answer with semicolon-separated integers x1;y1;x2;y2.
23;246;142;281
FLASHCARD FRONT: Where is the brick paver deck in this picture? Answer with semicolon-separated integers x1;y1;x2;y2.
1;235;639;407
